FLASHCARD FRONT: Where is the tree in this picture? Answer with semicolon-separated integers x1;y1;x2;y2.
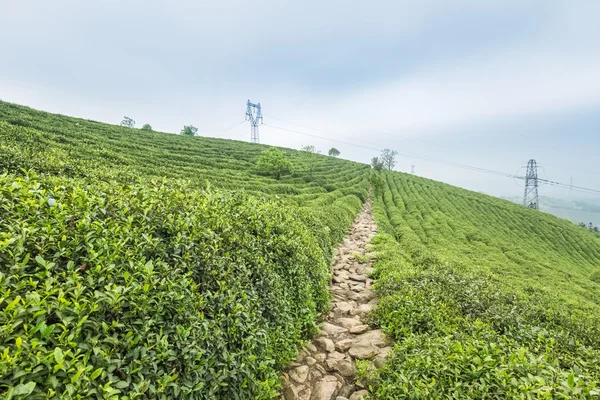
301;145;320;178
181;125;198;136
328;147;340;157
380;148;398;170
256;147;292;180
141;124;153;131
371;157;384;172
120;116;135;128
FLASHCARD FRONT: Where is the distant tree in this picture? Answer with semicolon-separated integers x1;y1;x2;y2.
141;124;153;131
256;147;292;180
380;148;398;170
371;157;384;172
301;145;320;178
120;116;135;128
181;125;198;136
328;147;340;157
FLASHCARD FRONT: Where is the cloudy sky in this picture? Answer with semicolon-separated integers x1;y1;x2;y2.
1;0;599;199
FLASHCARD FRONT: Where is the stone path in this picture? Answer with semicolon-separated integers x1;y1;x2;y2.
282;200;391;400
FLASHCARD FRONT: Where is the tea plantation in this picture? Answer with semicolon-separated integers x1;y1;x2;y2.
0;102;369;399
369;172;600;398
2;101;600;399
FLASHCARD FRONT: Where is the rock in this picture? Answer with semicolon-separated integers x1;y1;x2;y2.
336;397;349;400
289;365;309;384
356;304;373;315
311;375;339;400
314;353;327;363
354;330;393;348
335;302;354;314
337;384;356;399
348;343;380;360
299;387;312;400
350;291;375;302
335;318;363;329
349;274;367;282
335;338;355;352
335;359;356;377
316;338;335;353
307;344;317;353
374;346;392;368
349;325;369;334
306;356;317;366
349;390;369;400
322;322;348;336
327;351;346;362
284;385;300;400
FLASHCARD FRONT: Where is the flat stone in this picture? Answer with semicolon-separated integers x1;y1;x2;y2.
335;318;363;329
354;330;393;348
349;274;367;282
348;343;380;360
335;360;356;377
289;365;309;384
337;384;356;399
349;325;369;334
284;385;300;400
374;346;392;368
349;390;369;400
356;304;373;315
328;351;346;362
335;338;355;352
349;291;374;302
311;375;339;400
307;344;317;353
306;356;317;366
322;322;348;336
316;338;336;353
314;353;327;363
336;397;349;400
335;302;354;314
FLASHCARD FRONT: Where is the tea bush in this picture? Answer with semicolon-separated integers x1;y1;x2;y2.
0;173;354;398
368;171;600;398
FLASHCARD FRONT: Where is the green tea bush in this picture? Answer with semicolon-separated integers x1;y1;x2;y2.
0;173;336;399
368;171;600;398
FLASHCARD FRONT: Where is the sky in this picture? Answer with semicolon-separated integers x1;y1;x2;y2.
1;0;599;200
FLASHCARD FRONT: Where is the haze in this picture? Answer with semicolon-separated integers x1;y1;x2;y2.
1;0;599;199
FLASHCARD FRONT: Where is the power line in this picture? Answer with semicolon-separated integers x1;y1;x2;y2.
262;123;600;197
216;120;246;137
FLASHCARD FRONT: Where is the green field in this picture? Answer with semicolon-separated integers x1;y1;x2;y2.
1;101;600;399
370;172;600;398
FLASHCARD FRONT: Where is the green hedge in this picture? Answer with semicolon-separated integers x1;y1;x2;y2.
0;172;348;399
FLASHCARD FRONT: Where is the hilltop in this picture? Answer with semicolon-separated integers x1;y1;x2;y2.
1;101;600;398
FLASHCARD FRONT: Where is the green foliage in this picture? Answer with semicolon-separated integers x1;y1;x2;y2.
180;125;197;136
0;101;371;399
591;270;600;283
141;124;152;131
120;116;135;128
256;147;292;180
380;148;397;170
370;157;384;172
369;171;600;397
300;145;320;178
328;147;340;157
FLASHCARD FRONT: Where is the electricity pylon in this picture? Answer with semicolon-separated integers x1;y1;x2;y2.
523;159;539;209
245;100;263;143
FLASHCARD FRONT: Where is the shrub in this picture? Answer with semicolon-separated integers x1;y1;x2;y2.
0;173;333;399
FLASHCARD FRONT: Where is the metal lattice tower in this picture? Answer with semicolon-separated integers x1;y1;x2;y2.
245;100;263;143
523;159;539;209
411;165;415;174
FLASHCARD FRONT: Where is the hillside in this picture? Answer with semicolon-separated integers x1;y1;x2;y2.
0;101;370;399
1;101;600;399
370;172;600;397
